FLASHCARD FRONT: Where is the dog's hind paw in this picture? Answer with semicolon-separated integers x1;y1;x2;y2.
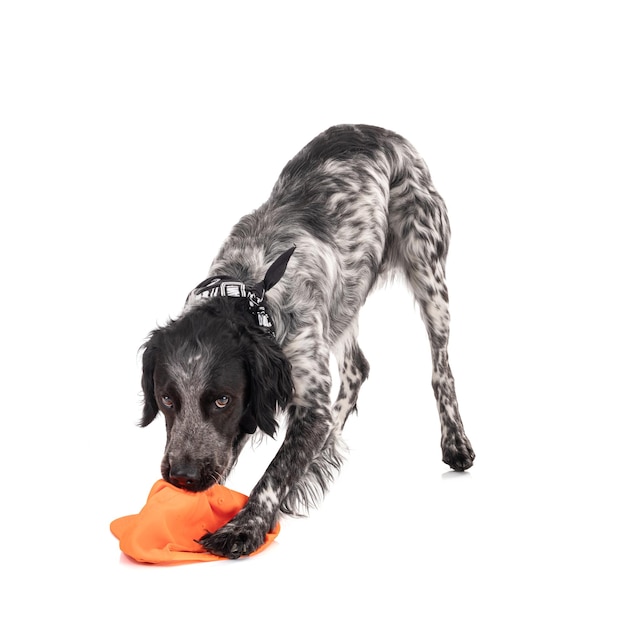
442;434;475;472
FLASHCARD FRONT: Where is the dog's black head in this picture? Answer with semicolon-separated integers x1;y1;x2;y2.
140;297;293;492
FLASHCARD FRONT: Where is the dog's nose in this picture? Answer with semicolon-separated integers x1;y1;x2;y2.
169;466;200;489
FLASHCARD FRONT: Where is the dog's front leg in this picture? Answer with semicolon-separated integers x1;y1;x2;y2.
199;405;331;558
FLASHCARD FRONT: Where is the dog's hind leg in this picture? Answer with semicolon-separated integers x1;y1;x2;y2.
332;319;370;431
279;322;369;516
410;260;474;471
393;184;475;471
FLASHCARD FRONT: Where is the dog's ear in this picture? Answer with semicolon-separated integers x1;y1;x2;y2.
242;327;293;437
140;335;160;427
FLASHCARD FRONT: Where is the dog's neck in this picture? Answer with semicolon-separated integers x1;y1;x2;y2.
185;275;277;335
183;245;296;338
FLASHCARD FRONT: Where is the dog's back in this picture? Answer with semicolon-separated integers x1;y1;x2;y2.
209;124;451;345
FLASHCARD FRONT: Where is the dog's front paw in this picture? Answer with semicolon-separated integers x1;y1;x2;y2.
199;519;268;559
442;433;475;471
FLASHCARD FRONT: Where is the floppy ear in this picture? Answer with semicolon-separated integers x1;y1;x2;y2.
140;335;160;427
242;327;293;437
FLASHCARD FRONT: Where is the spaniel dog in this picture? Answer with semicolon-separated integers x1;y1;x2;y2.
139;124;475;558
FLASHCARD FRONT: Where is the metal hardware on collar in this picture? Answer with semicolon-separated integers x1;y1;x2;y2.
185;245;296;338
194;280;248;300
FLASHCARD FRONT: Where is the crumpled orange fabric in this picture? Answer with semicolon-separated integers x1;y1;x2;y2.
110;480;279;564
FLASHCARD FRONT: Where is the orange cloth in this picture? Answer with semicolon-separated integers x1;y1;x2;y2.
110;480;279;563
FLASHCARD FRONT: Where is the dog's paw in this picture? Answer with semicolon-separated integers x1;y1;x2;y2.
442;433;475;472
198;520;268;559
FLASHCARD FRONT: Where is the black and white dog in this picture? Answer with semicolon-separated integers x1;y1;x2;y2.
140;124;475;558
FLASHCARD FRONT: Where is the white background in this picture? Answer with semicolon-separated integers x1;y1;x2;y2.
1;1;616;624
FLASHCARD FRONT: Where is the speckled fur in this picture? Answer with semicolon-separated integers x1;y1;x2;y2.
140;124;474;558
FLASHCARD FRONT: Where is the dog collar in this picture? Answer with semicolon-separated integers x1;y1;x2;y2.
185;246;296;337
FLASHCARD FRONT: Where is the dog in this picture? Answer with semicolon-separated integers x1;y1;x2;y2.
139;124;475;558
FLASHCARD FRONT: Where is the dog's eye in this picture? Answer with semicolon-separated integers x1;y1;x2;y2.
214;396;230;409
161;395;174;409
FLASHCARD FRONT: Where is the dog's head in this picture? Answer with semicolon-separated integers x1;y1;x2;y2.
140;297;293;492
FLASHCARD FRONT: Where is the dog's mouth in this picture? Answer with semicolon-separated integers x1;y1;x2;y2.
162;462;226;493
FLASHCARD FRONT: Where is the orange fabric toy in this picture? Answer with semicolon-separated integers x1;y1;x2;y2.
110;480;279;564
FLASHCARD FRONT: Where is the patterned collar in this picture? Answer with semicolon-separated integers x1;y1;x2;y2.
185;245;296;338
188;276;276;335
